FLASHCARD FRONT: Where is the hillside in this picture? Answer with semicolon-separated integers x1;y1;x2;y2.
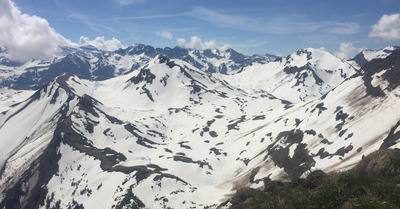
0;45;399;208
229;149;400;209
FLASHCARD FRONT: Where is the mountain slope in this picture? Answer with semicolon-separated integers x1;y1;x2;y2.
348;46;399;69
0;48;399;208
0;55;288;208
0;44;276;91
227;48;357;103
234;49;400;183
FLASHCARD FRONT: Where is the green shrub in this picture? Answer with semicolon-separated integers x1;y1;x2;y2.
342;196;392;209
303;170;329;189
229;149;400;209
354;149;400;178
230;188;265;206
264;180;285;193
311;182;348;208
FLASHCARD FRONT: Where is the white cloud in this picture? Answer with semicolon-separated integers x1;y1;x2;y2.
68;13;117;34
116;0;145;6
0;0;73;61
369;13;400;41
79;36;126;51
334;42;365;60
176;36;229;51
155;30;173;39
274;51;284;57
191;7;360;36
191;7;264;33
330;22;360;35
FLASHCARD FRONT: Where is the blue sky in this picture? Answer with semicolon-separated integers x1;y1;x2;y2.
2;0;400;60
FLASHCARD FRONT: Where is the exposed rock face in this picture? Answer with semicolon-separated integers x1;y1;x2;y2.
0;47;399;208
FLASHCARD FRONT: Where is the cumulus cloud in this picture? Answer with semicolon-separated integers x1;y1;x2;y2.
369;13;400;41
176;36;229;50
0;0;73;61
334;42;365;60
79;36;126;51
155;30;173;39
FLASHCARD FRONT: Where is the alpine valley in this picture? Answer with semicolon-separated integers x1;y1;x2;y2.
0;44;399;209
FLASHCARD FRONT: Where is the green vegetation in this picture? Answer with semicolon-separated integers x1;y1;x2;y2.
230;149;400;209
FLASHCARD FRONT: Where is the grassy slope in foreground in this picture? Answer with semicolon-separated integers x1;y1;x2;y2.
229;149;400;209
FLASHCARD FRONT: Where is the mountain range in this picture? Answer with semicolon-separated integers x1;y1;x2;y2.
0;44;399;208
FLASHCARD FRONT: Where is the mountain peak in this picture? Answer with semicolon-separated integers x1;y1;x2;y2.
55;73;75;93
348;46;400;69
1;44;400;208
155;54;171;64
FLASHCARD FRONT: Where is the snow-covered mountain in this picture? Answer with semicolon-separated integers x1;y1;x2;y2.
0;44;277;91
0;54;286;208
347;46;399;69
0;45;399;208
227;48;357;103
